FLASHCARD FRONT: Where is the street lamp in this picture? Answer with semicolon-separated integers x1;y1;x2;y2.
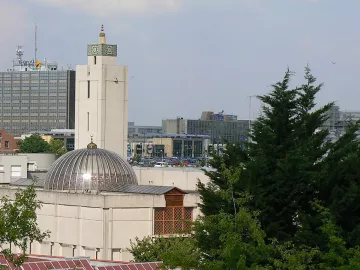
160;149;164;163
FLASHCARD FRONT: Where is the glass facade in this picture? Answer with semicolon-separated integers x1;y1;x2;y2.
186;119;249;144
0;70;75;136
172;140;182;157
153;144;165;157
183;140;192;158
193;141;203;157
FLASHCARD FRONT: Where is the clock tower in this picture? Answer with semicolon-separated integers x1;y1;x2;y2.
75;25;128;158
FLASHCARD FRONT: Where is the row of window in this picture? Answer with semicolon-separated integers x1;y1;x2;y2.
1;85;69;89
0;165;21;177
0;74;69;79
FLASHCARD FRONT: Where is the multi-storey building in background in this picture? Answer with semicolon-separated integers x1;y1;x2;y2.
128;122;162;136
0;46;75;136
322;105;360;141
162;111;249;144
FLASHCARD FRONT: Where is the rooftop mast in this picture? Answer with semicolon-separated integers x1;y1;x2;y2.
34;21;38;64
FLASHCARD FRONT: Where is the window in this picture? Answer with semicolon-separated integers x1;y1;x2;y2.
0;165;4;172
27;163;36;171
154;207;193;235
154;189;193;235
94;56;97;65
87;112;90;131
11;165;21;177
4;141;9;148
87;81;90;98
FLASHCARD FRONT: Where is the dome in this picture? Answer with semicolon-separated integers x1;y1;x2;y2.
45;141;137;192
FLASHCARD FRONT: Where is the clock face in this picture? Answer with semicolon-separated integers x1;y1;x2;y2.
92;45;98;54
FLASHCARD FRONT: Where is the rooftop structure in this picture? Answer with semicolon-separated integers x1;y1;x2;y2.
7;45;59;72
0;45;75;136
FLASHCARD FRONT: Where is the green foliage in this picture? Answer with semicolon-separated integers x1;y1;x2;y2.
198;143;247;217
195;199;360;269
0;185;50;266
134;154;141;163
18;134;51;153
129;236;200;269
199;66;360;248
244;67;334;244
18;135;67;157
49;139;67;157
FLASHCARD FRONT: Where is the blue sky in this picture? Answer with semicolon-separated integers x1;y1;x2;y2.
1;0;360;125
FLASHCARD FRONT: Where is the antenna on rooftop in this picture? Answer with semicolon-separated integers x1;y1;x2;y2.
34;20;38;64
16;46;23;63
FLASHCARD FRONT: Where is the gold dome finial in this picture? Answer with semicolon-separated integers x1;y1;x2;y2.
87;136;97;149
99;24;106;44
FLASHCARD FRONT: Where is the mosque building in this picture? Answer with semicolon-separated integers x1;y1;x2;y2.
0;26;205;262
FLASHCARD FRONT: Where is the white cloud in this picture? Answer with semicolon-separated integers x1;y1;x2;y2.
29;0;182;16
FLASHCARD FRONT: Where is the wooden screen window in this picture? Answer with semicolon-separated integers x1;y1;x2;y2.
154;207;193;235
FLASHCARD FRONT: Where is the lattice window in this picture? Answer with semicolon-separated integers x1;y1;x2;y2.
154;207;193;235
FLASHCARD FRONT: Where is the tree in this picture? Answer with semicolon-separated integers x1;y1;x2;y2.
17;134;51;153
198;143;248;216
49;139;67;157
0;185;50;266
129;236;200;269
198;66;360;248
243;67;333;244
193;66;360;266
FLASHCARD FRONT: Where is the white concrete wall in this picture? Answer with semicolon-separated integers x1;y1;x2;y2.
75;57;128;158
134;167;211;191
26;153;56;171
0;188;201;262
0;154;27;183
0;153;56;183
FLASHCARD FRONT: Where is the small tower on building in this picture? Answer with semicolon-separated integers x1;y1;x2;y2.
75;25;128;158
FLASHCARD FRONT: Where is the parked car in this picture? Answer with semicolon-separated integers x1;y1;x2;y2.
154;162;168;167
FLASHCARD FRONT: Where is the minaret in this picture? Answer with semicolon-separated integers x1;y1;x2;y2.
75;25;128;158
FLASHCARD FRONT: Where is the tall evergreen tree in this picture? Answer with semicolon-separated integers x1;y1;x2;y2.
245;67;332;243
198;66;360;248
198;143;248;216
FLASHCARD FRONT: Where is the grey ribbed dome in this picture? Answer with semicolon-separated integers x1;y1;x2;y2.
45;143;137;192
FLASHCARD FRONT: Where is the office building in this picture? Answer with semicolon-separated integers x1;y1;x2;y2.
163;111;249;144
322;106;360;141
128;134;210;158
128;122;162;136
0;46;75;136
75;25;128;157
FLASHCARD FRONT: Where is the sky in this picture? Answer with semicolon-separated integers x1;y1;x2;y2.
1;0;360;125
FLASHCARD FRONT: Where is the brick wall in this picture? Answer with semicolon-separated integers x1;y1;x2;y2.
0;129;20;152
